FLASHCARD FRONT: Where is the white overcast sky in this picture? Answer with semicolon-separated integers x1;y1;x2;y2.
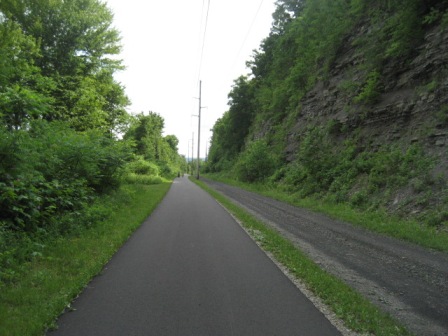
104;0;276;158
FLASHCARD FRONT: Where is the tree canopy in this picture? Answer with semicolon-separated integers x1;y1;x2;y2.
0;0;128;133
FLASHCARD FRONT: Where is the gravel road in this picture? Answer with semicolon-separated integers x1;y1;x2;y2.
202;178;448;336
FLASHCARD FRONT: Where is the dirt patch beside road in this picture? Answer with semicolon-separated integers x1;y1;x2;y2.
203;179;448;336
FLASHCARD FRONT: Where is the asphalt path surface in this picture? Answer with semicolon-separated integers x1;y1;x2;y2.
202;178;448;336
49;177;340;336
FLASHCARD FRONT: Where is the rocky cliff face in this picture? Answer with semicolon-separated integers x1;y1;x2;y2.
289;24;448;157
284;22;448;219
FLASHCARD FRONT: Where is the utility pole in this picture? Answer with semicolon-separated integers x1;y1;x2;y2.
187;140;190;173
197;80;202;179
191;132;194;175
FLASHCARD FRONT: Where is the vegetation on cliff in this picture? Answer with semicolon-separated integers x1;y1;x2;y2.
205;0;448;229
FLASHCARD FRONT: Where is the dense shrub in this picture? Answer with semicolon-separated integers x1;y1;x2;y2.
157;161;177;179
123;173;163;185
125;156;160;176
281;126;437;212
0;175;92;232
0;121;132;233
25;121;131;193
234;140;277;182
354;70;382;105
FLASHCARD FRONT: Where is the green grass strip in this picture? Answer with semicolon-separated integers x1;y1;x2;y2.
0;183;171;336
192;177;411;336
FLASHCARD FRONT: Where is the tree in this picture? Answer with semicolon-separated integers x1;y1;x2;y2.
124;113;185;177
272;0;306;34
0;0;129;132
227;76;256;153
0;0;122;77
165;135;179;152
125;112;165;161
206;76;257;174
207;112;233;172
0;18;53;129
235;140;277;182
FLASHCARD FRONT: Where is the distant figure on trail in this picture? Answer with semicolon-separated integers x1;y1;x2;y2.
177;172;180;178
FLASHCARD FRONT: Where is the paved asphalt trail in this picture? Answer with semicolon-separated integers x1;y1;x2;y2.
49;177;340;336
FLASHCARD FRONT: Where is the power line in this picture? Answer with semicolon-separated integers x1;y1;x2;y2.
197;0;210;82
190;0;210;167
230;0;265;74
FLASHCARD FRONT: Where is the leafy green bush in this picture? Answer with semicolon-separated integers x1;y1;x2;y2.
25;121;131;193
157;161;177;179
234;140;277;182
366;146;433;190
354;70;382;104
383;2;422;58
125;156;159;176
0;121;132;234
0;175;92;232
123;173;163;185
280;125;437;215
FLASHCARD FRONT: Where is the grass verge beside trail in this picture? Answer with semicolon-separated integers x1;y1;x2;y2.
192;177;411;336
0;182;171;336
203;174;448;253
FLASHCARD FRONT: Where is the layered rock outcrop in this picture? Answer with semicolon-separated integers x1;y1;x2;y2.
288;25;448;175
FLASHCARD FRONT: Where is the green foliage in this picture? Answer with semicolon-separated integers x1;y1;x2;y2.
279;126;438;219
0;86;52;130
338;80;359;96
234;140;277;182
0;3;184;323
281;127;357;197
0;176;91;232
203;0;448;233
255;0;356;119
206;112;236;172
436;105;448;126
123;173;163;185
121;155;169;185
1;0;122;76
124;112;164;160
354;0;427;66
366;146;432;190
0;0;129;132
422;79;438;93
383;3;422;58
125;156;160;176
124;112;185;178
0;121;132;234
227;76;256;151
443;11;448;27
164;135;179;152
24;121;131;192
353;70;382;104
206;77;257;174
423;7;445;25
425;210;448;228
0;19;54;130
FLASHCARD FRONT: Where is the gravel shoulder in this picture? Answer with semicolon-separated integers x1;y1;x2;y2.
202;178;448;336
